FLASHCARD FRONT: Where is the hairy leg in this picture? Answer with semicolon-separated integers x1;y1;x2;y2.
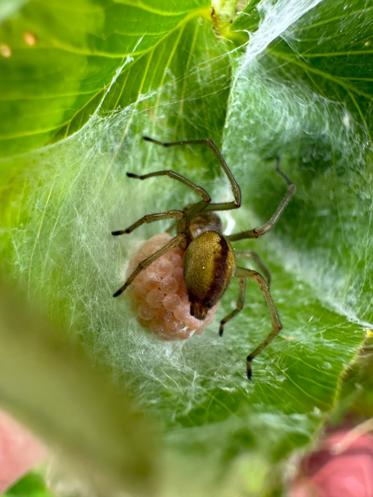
143;136;241;210
234;250;271;286
219;276;246;336
127;170;210;202
235;267;282;380
229;158;295;241
112;210;183;236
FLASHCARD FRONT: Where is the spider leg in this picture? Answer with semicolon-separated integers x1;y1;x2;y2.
219;276;246;337
143;136;241;210
235;267;282;380
235;250;271;287
228;158;296;241
127;170;211;202
113;234;185;297
112;210;184;236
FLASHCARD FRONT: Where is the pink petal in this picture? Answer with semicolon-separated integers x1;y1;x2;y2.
289;429;373;497
0;410;47;493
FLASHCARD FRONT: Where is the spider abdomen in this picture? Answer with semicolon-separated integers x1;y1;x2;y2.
184;231;235;320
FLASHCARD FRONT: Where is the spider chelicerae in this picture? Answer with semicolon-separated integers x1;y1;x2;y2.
112;136;295;379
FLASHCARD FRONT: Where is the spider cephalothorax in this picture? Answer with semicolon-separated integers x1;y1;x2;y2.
112;136;295;379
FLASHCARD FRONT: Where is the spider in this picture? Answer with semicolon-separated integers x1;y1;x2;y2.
112;136;296;379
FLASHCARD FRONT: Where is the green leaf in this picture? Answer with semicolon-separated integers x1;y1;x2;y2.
3;472;54;497
0;0;371;496
267;0;373;140
0;1;28;22
0;0;214;157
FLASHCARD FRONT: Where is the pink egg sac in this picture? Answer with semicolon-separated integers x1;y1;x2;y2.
126;233;217;340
